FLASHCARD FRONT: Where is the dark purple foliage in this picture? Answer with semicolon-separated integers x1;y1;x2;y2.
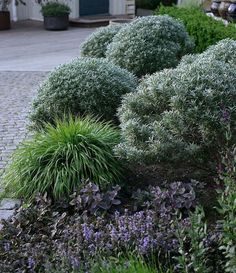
69;182;121;215
0;181;199;272
132;181;197;218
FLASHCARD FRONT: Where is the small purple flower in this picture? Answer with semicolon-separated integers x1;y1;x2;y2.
88;243;96;253
3;242;11;252
82;223;94;241
138;235;157;254
110;226;119;241
69;255;81;269
28;257;36;270
221;107;231;123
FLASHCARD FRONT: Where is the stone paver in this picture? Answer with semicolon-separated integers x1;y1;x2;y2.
0;198;21;210
0;198;21;230
0;71;48;177
0;209;15;221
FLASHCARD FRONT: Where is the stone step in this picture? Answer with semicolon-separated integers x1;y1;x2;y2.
0;198;21;210
70;14;133;27
0;198;21;230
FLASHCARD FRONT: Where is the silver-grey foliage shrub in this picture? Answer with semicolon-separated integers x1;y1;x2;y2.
106;15;194;77
81;25;123;58
116;55;236;171
181;38;236;66
30;58;138;129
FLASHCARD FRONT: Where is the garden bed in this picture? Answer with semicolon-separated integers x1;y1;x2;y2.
0;7;236;273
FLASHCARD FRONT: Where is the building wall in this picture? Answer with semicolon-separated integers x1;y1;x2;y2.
15;0;127;21
110;0;126;15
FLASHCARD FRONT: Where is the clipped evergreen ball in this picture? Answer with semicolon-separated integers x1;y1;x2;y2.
30;58;138;129
181;38;236;66
106;15;194;77
3;117;122;200
117;57;236;171
81;25;123;58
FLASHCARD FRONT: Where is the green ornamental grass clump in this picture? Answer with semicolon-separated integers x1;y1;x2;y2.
158;6;236;53
30;58;138;129
106;15;194;77
81;25;123;58
117;49;236;171
3;117;122;200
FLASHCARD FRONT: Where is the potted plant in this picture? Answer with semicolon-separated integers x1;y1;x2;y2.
0;0;24;30
39;1;71;30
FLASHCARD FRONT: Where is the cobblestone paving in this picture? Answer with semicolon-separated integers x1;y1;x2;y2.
0;71;48;178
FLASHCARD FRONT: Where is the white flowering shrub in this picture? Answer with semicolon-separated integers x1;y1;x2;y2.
81;25;123;58
181;38;236;66
116;56;236;171
30;58;138;129
106;15;194;77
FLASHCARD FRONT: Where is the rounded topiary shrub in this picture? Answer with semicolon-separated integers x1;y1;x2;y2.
3;117;122;200
81;25;123;58
181;38;236;66
117;57;236;171
30;58;138;129
106;15;194;77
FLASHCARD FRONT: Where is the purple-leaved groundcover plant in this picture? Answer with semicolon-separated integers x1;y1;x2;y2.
0;181;201;272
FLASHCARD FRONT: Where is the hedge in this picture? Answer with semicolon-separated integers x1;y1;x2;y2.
158;6;236;53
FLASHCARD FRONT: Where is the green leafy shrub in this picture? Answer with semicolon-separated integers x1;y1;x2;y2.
30;58;138;129
81;25;123;58
106;15;194;77
218;148;236;273
116;55;236;171
41;2;71;17
175;206;210;273
158;6;236;53
3;117;122;200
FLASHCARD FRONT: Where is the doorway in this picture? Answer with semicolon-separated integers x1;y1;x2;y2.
79;0;109;16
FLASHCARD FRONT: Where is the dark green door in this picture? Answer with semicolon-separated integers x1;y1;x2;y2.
80;0;109;16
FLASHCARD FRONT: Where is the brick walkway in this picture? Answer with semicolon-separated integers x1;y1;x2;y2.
0;71;48;177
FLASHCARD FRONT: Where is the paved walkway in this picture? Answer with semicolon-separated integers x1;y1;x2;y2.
0;71;48;176
0;20;95;71
0;21;96;219
0;21;95;176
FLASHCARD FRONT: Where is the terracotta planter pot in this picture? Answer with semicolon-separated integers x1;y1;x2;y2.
0;11;11;30
228;1;236;22
211;1;221;17
219;0;231;19
44;14;69;31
